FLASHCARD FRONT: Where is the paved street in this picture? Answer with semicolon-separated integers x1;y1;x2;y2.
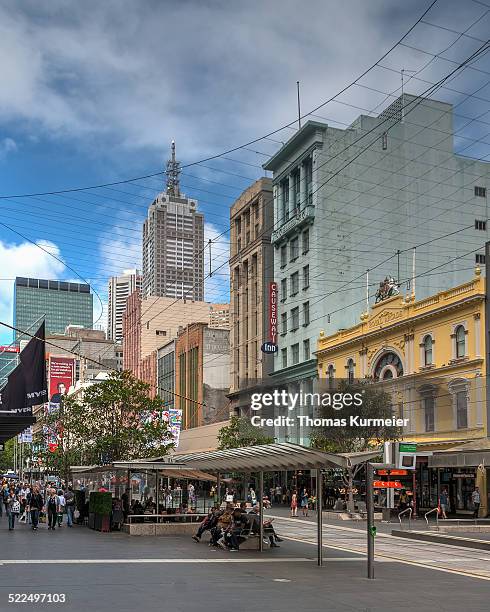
267;512;490;580
0;516;489;612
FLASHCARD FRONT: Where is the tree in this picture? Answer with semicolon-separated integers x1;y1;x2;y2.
217;415;274;450
41;370;173;478
311;381;400;511
0;438;15;472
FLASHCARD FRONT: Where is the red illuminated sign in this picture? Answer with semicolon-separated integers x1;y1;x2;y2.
269;282;278;343
373;481;403;489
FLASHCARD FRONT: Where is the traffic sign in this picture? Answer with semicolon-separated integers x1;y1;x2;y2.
373;480;402;489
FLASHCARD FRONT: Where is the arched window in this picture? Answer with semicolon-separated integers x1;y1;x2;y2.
423;335;433;366
347;359;355;384
373;352;403;380
327;364;335;389
455;325;466;358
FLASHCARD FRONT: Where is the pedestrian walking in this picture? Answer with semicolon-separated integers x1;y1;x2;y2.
6;489;20;530
46;489;60;530
472;486;481;519
439;489;449;519
57;489;66;527
26;485;44;530
64;486;75;527
290;489;298;517
300;488;309;517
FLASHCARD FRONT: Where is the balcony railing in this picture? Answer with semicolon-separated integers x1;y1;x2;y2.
271;205;315;244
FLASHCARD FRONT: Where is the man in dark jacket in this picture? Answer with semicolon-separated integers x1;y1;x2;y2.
26;485;44;530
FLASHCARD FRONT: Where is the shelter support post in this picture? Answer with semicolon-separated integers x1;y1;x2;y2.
259;471;264;552
127;469;132;505
217;472;221;505
366;462;375;579
316;468;323;566
155;470;159;518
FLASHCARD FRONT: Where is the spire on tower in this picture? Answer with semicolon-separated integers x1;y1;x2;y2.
166;140;181;197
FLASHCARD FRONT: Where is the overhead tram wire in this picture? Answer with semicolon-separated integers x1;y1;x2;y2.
140;39;490;329
0;221;105;327
0;0;439;202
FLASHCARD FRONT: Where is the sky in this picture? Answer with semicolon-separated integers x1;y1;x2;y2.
0;0;489;344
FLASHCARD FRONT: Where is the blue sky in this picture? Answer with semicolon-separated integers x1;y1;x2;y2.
1;0;489;344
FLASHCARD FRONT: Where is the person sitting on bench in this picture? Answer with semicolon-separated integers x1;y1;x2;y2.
192;506;219;542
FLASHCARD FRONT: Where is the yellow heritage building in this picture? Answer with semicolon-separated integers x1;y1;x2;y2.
316;269;488;516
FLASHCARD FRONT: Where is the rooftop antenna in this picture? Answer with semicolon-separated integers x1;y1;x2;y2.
166;140;181;197
297;81;301;130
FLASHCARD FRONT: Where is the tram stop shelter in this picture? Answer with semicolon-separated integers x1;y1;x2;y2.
114;442;381;565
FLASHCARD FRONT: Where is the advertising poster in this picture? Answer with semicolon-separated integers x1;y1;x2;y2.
48;356;75;403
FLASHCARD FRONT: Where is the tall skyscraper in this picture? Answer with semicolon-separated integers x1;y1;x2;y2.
142;142;204;301
107;269;142;343
14;277;93;344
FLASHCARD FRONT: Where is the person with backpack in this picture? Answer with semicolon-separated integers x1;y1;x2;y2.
46;489;60;530
64;486;75;527
6;489;21;530
26;485;45;531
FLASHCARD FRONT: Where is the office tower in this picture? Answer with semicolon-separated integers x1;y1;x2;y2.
107;269;142;343
142;142;204;301
14;277;93;344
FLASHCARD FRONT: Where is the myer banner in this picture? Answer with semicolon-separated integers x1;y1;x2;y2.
0;322;47;413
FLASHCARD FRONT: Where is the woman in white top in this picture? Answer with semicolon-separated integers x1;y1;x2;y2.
57;489;66;527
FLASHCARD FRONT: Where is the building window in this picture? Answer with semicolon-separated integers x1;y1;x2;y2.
456;391;468;429
474;186;487;198
281;348;287;369
280;245;287;268
303;301;310;326
291;307;299;331
281;312;287;335
290;237;299;261
281;178;289;223
475;219;487;230
423;335;433;366
291;343;300;365
302;229;309;254
290;272;299;295
476;253;486;265
292;170;300;209
281;278;287;302
327;364;335;386
303;339;310;360
423;396;435;432
347;358;355;384
303;265;309;289
455;325;466;358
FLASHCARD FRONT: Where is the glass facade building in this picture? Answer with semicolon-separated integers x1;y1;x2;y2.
14;277;93;343
0;346;19;388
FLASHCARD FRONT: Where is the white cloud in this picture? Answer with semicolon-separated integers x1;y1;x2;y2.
0;137;17;159
0;239;65;343
0;0;482;161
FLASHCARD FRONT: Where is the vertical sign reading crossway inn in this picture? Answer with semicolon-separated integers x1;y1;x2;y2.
269;282;278;343
48;356;75;403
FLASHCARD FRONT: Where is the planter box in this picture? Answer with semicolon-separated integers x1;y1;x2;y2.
88;513;95;530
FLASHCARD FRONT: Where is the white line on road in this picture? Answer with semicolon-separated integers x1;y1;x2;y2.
0;557;337;565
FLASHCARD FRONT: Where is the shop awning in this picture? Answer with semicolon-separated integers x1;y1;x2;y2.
429;438;490;468
0;413;35;444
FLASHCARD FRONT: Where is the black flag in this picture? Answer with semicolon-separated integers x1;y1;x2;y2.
0;322;47;414
20;321;47;407
0;363;27;413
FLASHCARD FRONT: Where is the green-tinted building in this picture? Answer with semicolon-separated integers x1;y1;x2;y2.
14;277;93;344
